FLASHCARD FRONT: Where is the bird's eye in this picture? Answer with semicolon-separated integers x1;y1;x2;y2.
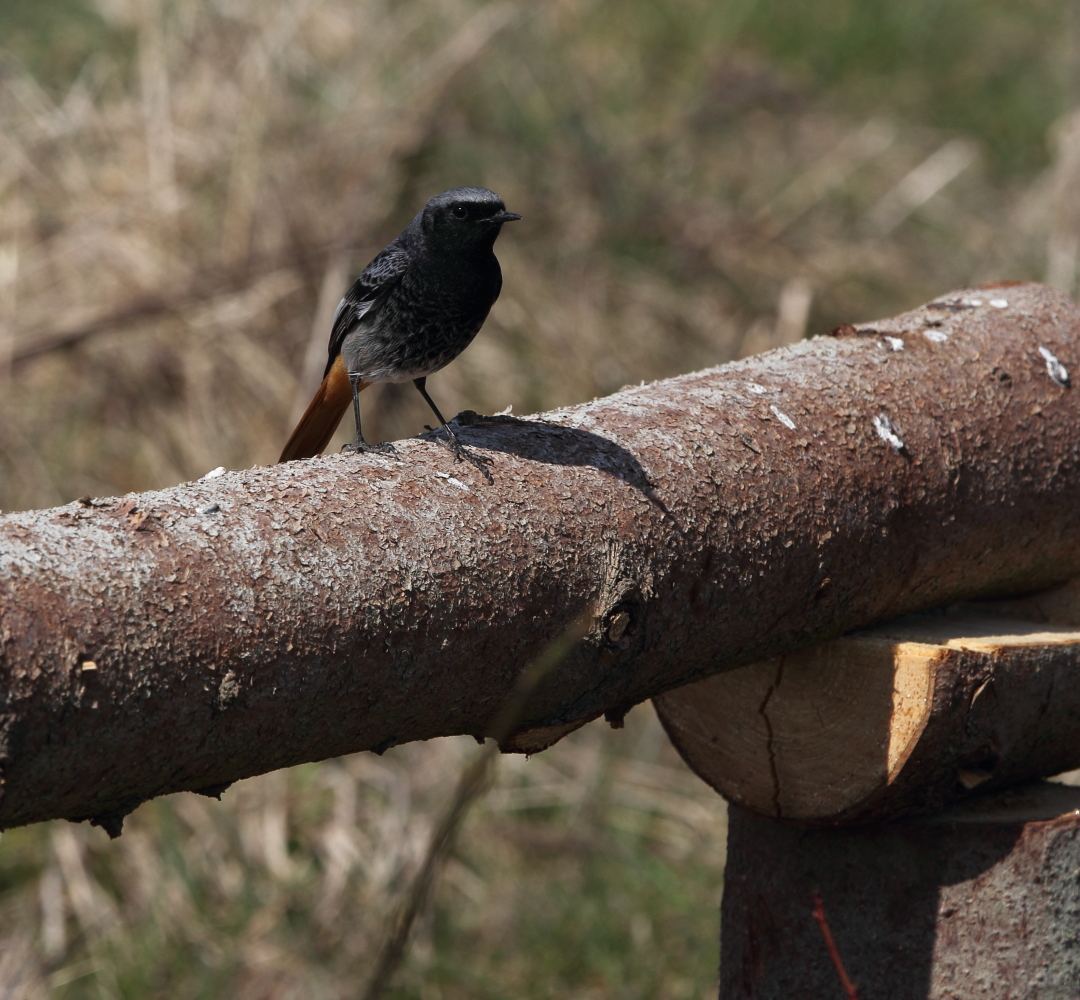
452;204;468;219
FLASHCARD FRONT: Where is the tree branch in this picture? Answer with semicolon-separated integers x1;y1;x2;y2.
2;282;1079;832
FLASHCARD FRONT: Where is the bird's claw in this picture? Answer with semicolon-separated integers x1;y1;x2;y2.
434;427;494;484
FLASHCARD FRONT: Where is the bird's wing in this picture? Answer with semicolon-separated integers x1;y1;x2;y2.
324;244;410;377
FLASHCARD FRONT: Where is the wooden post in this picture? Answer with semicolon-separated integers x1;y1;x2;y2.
654;586;1080;997
721;782;1080;999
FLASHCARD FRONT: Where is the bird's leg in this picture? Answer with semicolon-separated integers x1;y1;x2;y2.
414;377;493;483
349;371;365;444
342;372;397;455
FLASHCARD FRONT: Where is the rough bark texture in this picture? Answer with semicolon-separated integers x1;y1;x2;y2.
655;608;1080;825
2;282;1080;831
721;782;1080;1000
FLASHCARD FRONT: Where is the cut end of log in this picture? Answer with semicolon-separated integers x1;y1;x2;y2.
655;595;1080;825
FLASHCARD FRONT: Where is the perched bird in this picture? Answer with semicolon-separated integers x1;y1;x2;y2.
278;187;521;471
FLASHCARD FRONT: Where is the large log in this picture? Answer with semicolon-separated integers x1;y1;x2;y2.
1;283;1080;832
655;607;1080;825
721;781;1080;999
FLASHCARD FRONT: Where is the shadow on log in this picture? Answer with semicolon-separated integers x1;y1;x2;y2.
1;282;1079;832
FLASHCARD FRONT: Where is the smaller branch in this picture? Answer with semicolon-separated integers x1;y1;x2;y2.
811;891;860;1000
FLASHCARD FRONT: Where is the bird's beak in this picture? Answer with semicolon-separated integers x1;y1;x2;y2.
489;211;522;223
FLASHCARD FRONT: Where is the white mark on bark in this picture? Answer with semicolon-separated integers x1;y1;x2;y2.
435;472;472;493
769;405;796;429
873;414;905;451
884;336;905;352
1039;346;1070;388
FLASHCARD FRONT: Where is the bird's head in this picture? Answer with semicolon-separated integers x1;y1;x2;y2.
418;187;521;254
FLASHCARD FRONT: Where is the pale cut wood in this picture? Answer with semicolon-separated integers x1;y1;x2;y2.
654;603;1080;824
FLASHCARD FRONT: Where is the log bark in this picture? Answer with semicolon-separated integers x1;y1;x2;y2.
655;607;1080;825
2;282;1080;832
720;782;1080;999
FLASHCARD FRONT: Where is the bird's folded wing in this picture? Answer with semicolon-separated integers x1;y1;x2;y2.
323;245;410;377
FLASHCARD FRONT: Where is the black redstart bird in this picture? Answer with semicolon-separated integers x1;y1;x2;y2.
278;187;521;471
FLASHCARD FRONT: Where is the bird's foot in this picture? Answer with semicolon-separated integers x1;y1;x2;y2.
342;440;398;457
427;425;494;484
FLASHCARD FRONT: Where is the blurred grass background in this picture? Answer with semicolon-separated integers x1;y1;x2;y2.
1;0;1079;996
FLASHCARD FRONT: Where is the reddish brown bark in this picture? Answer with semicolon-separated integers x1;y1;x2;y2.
2;282;1080;832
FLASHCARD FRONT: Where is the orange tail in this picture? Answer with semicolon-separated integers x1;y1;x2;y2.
279;356;368;462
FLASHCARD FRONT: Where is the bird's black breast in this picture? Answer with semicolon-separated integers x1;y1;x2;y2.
340;250;504;381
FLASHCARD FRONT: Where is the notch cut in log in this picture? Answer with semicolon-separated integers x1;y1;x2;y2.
721;782;1080;999
655;584;1080;825
1;283;1080;832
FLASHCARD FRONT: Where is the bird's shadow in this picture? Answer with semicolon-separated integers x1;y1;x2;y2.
419;410;668;513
